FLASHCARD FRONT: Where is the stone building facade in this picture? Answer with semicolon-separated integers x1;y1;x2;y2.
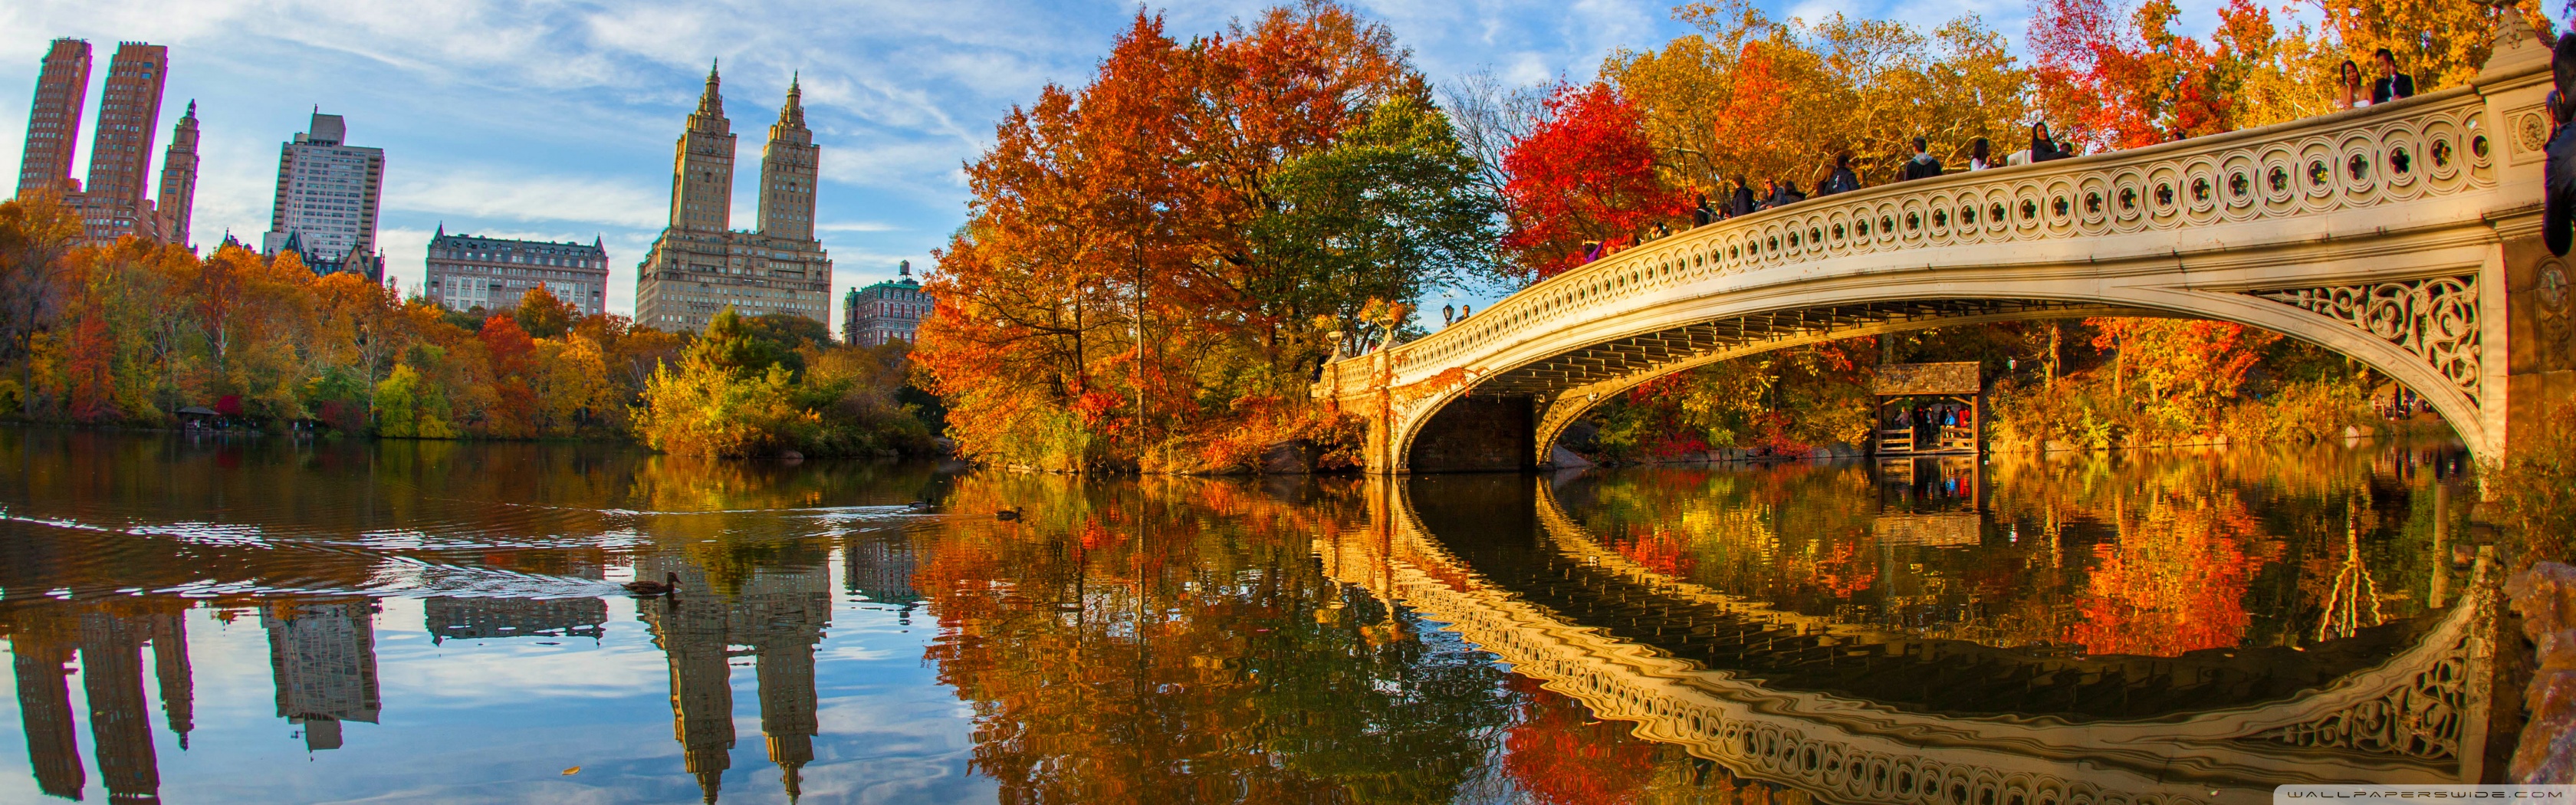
843;260;932;346
424;228;611;315
633;64;831;333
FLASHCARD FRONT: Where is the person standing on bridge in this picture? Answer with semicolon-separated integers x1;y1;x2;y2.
1694;193;1715;226
2030;123;2069;163
2371;48;2416;105
1901;137;1944;180
2336;60;2367;110
1968;138;1993;170
1818;153;1862;196
1730;176;1758;216
1769;178;1807;207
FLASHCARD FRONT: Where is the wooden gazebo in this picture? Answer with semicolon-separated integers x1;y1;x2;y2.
1871;362;1981;455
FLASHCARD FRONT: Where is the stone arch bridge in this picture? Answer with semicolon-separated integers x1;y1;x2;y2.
1315;23;2573;472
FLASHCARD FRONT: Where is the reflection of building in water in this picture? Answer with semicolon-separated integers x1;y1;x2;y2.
264;600;382;751
80;613;158;802
844;535;922;624
13;630;84;799
425;596;610;644
638;559;831;803
8;606;196;802
1875;455;1981;514
146;613;192;749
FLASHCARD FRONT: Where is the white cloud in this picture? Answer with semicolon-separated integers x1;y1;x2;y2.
388;169;668;229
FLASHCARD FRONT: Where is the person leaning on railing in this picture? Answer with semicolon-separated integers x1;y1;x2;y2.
2028;122;2070;163
1728;176;1758;217
2371;48;2416;106
2336;59;2367;110
1816;152;1862;196
1901;136;1944;180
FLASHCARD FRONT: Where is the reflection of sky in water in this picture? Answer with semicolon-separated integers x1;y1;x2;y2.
0;560;991;804
0;431;2484;803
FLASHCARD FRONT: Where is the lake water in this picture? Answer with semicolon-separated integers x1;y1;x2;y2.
0;429;2489;803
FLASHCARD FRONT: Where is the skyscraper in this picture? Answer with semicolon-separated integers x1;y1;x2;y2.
757;74;818;242
155;101;199;246
634;64;833;332
15;39;89;198
77;42;169;242
80;612;159;803
12;629;84;799
263;112;386;279
264;600;382;752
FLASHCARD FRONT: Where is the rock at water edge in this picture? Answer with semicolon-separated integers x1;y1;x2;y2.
1549;445;1593;469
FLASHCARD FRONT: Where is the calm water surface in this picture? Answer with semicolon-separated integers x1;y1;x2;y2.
0;429;2476;803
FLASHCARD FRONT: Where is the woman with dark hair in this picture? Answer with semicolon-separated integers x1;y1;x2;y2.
1968;137;1993;170
2338;59;2366;110
2030;122;2067;163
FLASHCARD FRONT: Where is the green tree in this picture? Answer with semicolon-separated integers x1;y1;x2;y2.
1250;95;1500;358
373;363;456;438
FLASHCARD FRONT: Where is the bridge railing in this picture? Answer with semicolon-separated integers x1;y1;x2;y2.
1321;84;2503;397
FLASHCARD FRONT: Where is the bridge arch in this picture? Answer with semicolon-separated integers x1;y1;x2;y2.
1316;39;2559;472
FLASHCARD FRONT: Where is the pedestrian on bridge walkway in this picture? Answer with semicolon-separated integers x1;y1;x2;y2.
1817;153;1862;196
1901;136;1944;180
2371;48;2416;105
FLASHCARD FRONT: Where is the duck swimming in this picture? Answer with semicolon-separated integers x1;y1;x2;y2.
995;508;1022;521
905;500;937;513
623;571;682;596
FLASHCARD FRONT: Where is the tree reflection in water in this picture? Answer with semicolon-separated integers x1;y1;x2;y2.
1557;443;2465;659
0;429;2480;802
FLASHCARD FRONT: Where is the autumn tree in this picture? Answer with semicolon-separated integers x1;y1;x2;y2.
1605;2;2029;192
1497;81;1690;279
918;3;1474;472
0;192;82;413
2029;0;2551;151
512;287;576;339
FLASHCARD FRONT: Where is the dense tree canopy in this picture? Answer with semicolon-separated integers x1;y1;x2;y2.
918;3;1493;472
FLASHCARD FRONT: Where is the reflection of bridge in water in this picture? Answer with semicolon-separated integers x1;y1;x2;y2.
1316;476;2502;804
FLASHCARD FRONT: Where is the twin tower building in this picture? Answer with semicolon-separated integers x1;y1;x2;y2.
19;44;902;341
632;62;833;334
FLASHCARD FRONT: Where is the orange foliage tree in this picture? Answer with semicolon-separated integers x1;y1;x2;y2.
918;3;1492;472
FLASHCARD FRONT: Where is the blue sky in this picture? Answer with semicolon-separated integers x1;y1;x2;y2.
0;0;2242;330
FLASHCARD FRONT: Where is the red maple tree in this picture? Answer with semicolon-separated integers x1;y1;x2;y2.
1499;81;1691;280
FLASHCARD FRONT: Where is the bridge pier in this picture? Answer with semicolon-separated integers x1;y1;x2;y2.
2506;232;2576;445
